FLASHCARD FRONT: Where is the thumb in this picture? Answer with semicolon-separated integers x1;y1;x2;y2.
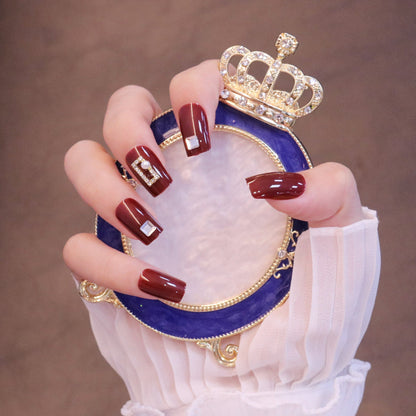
245;162;364;228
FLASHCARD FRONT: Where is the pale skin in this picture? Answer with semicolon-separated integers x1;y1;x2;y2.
63;60;364;299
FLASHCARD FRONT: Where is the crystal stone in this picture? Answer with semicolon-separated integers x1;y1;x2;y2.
185;135;200;150
281;39;293;50
274;113;283;122
237;96;247;106
140;220;157;237
220;89;230;99
278;249;287;259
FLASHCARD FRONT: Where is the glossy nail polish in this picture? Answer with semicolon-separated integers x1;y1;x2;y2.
179;103;211;157
115;198;163;245
246;172;306;200
126;146;172;197
139;269;186;302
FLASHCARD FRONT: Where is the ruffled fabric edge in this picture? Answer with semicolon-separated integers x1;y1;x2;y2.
121;359;370;416
121;401;165;416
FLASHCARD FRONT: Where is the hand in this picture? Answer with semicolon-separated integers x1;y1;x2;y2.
63;60;364;301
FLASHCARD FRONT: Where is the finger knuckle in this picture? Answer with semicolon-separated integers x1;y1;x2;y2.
107;85;154;113
62;233;84;267
109;85;146;103
64;140;100;171
169;72;186;94
102;110;122;141
104;86;155;141
328;162;357;195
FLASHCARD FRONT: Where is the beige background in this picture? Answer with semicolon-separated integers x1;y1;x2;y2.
1;1;415;414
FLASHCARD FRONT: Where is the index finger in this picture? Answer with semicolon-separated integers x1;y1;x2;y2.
169;59;224;157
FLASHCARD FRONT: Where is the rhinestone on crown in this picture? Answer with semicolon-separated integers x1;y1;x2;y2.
219;33;323;129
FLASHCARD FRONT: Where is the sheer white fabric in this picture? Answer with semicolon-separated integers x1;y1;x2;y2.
82;208;380;416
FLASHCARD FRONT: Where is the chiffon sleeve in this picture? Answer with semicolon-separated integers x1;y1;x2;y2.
81;207;380;416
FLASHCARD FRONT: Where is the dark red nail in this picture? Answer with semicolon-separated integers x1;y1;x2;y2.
245;172;305;200
179;103;211;157
139;269;186;302
115;198;163;245
126;146;172;197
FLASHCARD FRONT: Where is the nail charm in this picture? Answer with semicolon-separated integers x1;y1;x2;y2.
246;172;306;200
126;146;172;196
179;103;211;157
116;198;163;245
139;269;186;303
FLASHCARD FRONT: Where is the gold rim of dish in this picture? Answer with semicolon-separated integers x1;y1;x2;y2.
87;115;313;341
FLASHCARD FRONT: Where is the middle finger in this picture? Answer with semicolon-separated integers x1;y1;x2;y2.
64;140;163;244
103;85;174;197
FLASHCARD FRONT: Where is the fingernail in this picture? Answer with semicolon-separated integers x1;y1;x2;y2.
139;269;186;302
116;198;163;245
245;172;305;200
126;146;172;197
179;103;211;157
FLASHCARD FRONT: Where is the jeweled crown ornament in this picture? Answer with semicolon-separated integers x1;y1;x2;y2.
219;33;323;128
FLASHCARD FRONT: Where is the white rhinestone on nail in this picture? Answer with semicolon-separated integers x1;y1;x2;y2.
185;135;200;150
140;220;157;237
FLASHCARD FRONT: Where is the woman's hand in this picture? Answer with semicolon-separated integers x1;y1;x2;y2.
63;60;364;301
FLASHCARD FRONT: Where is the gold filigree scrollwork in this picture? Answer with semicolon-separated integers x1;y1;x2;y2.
290;230;299;245
197;339;239;368
79;280;122;307
274;229;300;279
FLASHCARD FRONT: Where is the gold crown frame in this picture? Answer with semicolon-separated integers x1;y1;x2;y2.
219;33;323;128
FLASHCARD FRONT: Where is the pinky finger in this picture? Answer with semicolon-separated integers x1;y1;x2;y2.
63;233;186;303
